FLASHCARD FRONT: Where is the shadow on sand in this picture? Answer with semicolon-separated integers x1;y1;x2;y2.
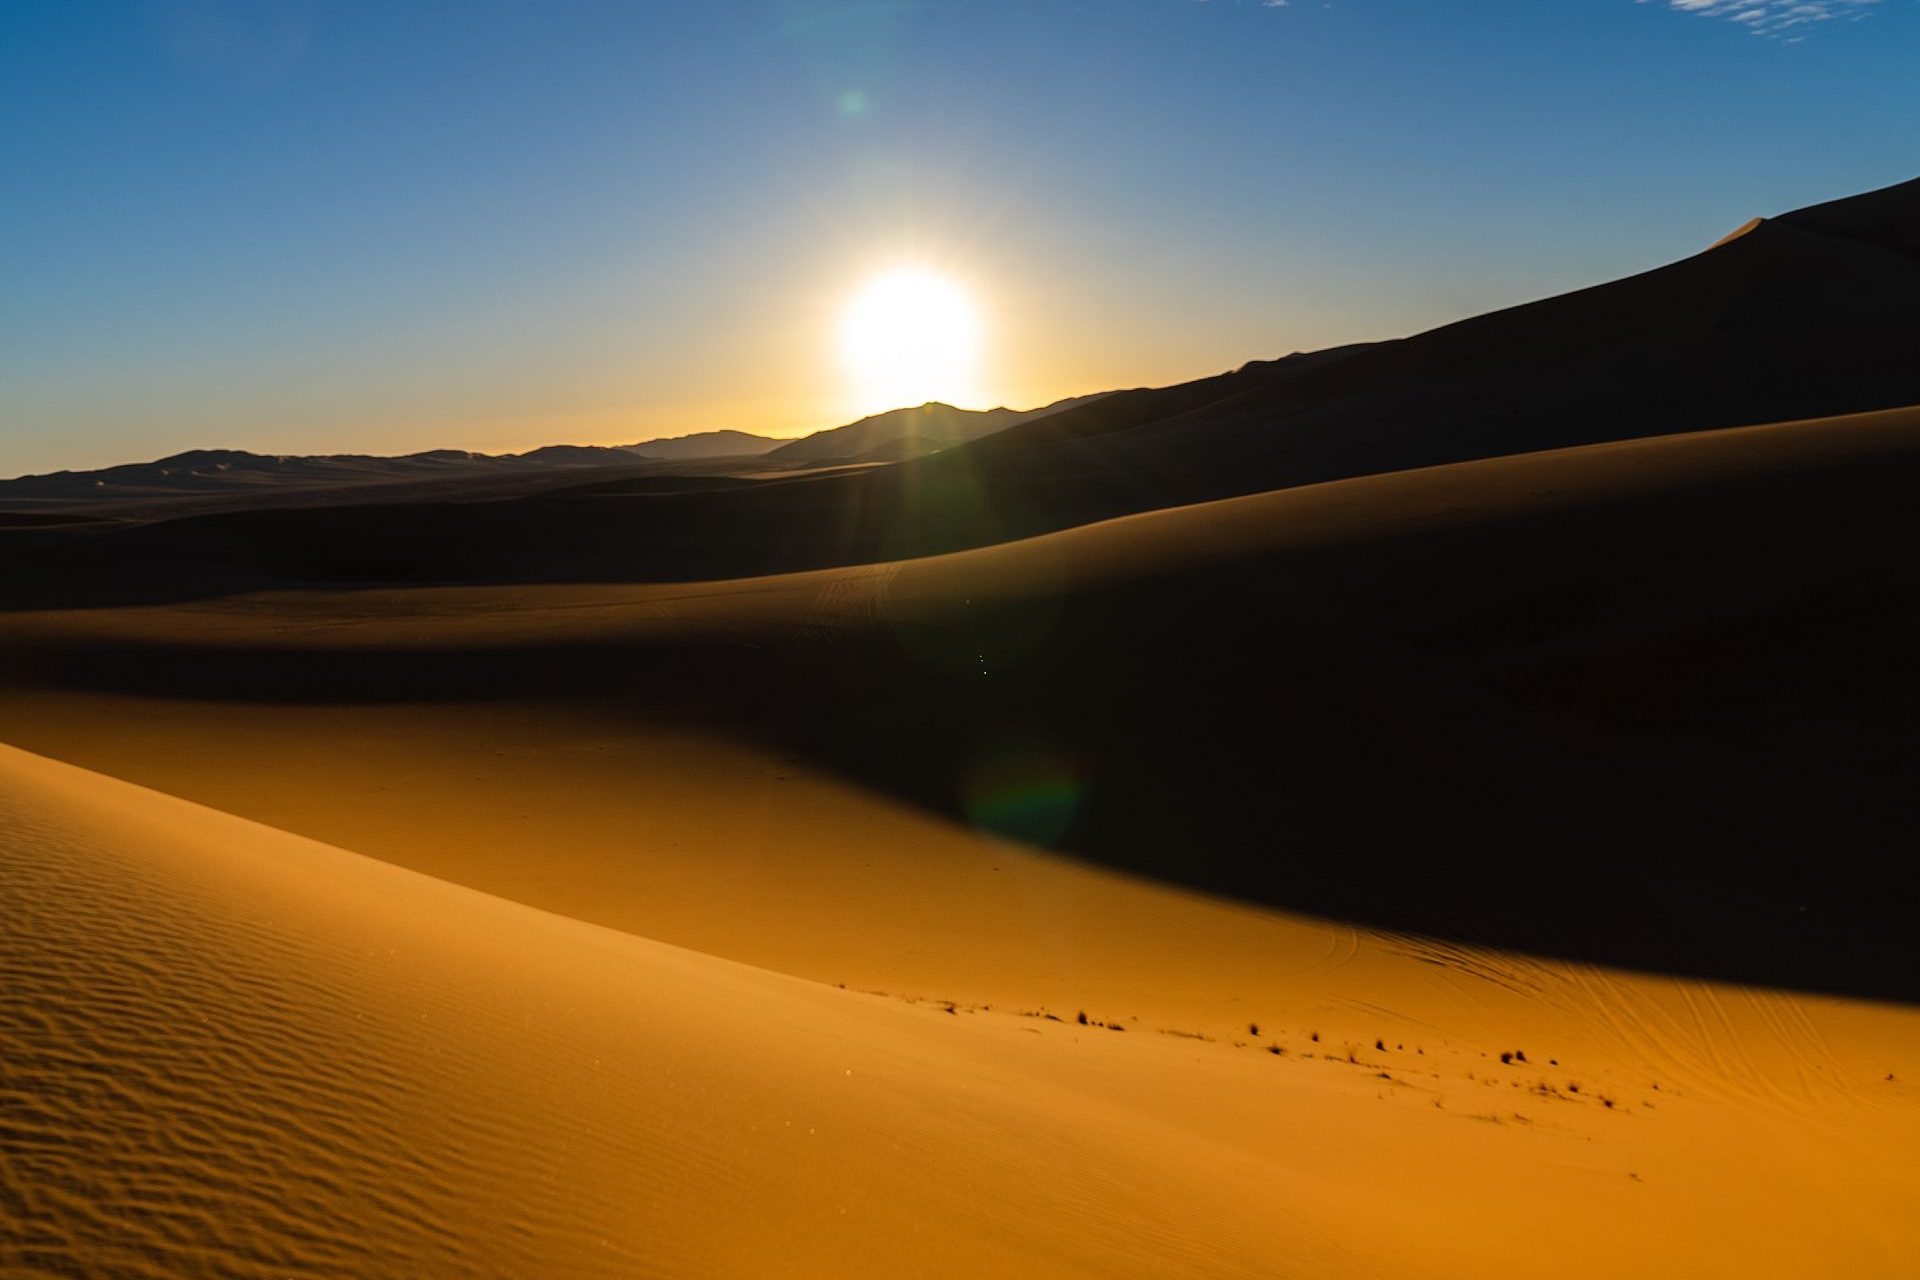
9;443;1920;1005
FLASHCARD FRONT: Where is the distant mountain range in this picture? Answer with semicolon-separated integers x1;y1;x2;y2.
0;445;644;502
619;429;780;461
0;397;1106;504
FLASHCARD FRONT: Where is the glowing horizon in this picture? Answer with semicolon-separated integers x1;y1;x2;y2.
837;267;985;420
2;3;1916;476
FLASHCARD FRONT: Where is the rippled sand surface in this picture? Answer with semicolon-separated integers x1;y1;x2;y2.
6;730;1920;1278
0;745;1345;1278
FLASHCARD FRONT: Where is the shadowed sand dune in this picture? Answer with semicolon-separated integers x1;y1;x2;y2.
4;745;1919;1278
5;405;1920;1001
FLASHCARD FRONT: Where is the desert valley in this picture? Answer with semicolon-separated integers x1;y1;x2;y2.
4;5;1919;1277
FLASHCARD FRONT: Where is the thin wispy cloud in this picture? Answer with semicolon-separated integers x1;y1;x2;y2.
1645;0;1880;39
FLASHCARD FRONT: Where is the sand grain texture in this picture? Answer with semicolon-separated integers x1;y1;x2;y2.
4;741;1919;1278
1;745;1331;1278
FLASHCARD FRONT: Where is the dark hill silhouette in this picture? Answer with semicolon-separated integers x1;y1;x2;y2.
616;429;781;460
763;394;1113;464
1774;172;1920;259
509;445;651;467
0;444;649;504
0;400;1104;506
10;174;1914;598
973;176;1920;480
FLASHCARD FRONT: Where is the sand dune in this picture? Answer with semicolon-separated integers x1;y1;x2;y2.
4;744;1918;1278
6;371;1920;1270
7;403;1920;997
0;745;1305;1278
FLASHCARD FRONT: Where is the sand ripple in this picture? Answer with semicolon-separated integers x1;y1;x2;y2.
0;776;661;1278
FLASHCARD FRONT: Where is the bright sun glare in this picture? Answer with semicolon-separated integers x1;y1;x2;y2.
839;268;982;414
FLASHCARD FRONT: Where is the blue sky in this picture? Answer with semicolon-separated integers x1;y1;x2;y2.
2;0;1915;475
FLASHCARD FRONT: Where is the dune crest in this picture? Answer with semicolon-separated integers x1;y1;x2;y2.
1710;215;1765;247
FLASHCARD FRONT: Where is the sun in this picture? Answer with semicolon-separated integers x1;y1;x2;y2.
839;268;982;414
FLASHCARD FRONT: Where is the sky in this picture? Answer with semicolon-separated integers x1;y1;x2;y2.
1;0;1916;476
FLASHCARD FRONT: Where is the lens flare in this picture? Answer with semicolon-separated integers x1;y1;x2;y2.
959;735;1088;848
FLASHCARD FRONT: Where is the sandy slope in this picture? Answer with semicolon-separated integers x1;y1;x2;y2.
3;743;1918;1279
6;409;1920;1273
0;745;1305;1279
5;405;1920;991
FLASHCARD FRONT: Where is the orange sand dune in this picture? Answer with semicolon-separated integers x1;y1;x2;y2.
6;406;1920;1274
3;744;1918;1278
